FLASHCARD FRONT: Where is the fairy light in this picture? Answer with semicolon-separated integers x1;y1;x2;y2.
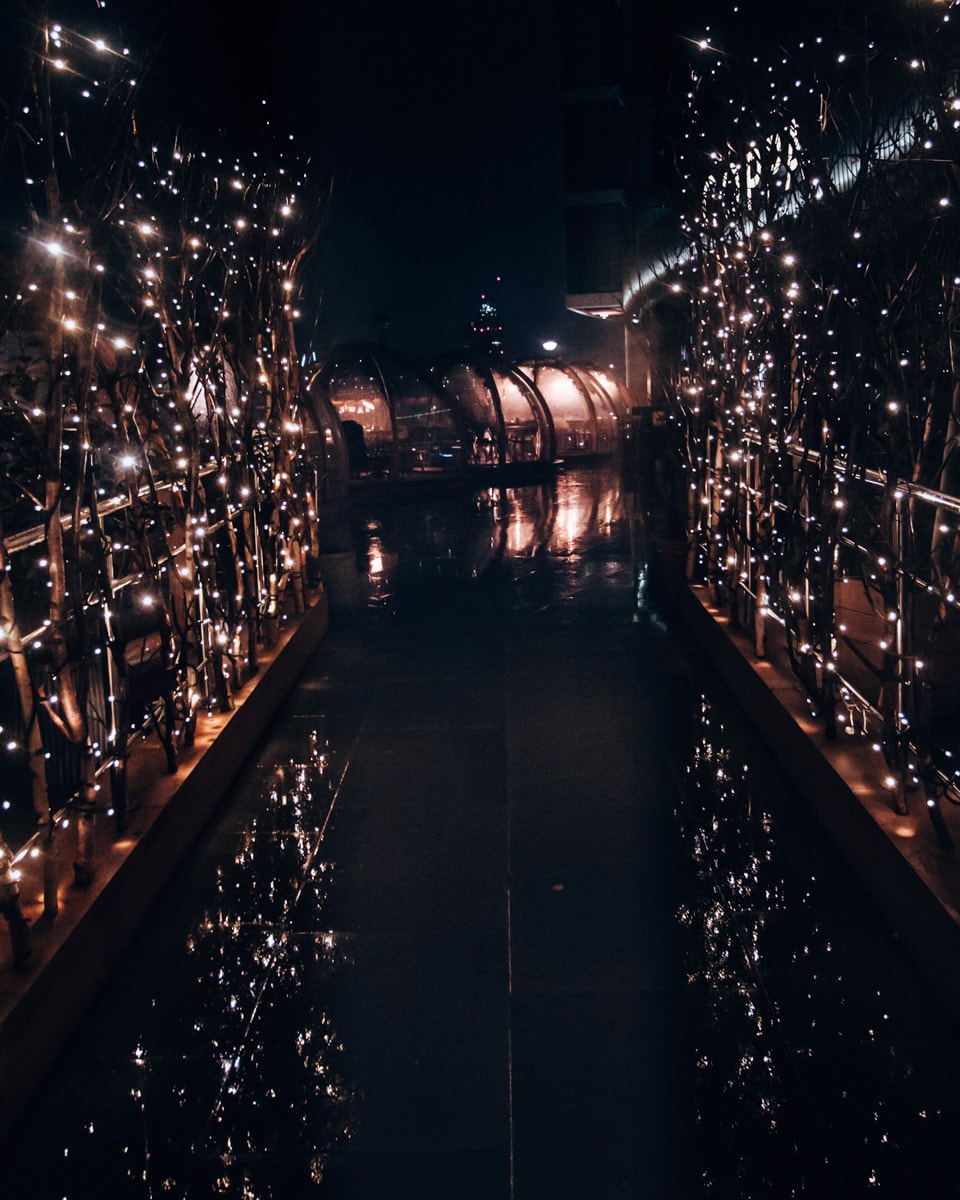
0;15;328;863
659;0;960;792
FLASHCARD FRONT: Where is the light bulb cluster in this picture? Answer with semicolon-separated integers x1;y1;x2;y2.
655;1;960;807
0;19;331;840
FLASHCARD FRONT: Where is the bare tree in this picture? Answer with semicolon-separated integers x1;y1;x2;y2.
0;11;330;907
656;0;960;813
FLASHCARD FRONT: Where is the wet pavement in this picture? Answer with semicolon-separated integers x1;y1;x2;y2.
5;464;960;1198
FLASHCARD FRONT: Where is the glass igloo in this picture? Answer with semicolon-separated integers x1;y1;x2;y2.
515;360;629;458
313;344;630;482
431;357;556;467
313;344;463;478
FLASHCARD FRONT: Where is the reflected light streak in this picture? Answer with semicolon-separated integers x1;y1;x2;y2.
107;726;357;1193
677;690;929;1193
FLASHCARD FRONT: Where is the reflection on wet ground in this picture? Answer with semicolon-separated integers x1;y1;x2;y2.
678;692;960;1197
5;463;960;1198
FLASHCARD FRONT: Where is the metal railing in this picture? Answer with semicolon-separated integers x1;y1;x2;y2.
688;432;960;833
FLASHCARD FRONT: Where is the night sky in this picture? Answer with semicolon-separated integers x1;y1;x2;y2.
2;0;627;365
2;2;862;366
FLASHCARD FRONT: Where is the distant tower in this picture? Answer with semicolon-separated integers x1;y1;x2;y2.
465;279;505;355
373;311;390;345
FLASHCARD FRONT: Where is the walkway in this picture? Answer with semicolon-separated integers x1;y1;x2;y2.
5;464;960;1198
294;564;694;1195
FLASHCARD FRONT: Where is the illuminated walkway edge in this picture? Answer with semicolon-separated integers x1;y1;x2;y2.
0;591;330;1139
4;568;960;1140
677;580;960;1019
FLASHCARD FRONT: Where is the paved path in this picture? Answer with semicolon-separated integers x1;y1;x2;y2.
8;467;960;1198
297;578;694;1196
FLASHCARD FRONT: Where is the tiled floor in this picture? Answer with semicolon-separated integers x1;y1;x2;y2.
290;598;694;1197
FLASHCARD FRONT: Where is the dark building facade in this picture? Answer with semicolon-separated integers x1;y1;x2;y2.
559;0;697;397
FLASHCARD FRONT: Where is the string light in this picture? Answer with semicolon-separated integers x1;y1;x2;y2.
656;1;960;804
0;17;330;858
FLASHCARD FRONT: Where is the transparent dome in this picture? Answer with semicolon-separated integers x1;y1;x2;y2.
515;360;629;458
431;357;556;466
315;344;462;478
578;365;632;418
316;346;628;480
300;377;349;503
